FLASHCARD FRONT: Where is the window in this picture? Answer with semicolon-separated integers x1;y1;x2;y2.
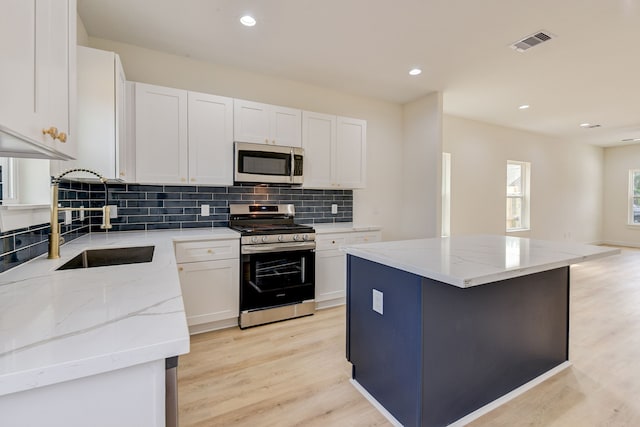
0;158;50;232
628;170;640;225
0;157;18;204
506;160;530;231
442;152;451;237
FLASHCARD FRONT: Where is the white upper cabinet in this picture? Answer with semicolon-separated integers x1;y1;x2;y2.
234;99;302;147
0;0;76;159
135;83;189;184
336;117;366;189
188;91;234;185
302;112;367;189
302;111;336;189
53;46;127;179
133;83;233;185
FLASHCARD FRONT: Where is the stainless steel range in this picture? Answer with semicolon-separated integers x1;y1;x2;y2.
229;204;316;329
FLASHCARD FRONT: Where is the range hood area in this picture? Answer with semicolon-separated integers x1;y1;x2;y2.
0;124;74;160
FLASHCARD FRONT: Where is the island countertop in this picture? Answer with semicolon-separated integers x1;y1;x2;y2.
0;228;239;397
342;234;620;288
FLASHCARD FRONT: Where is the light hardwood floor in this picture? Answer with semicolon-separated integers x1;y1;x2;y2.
178;247;640;426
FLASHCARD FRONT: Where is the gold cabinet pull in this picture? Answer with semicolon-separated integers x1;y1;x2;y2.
42;127;67;142
178;267;184;272
207;249;213;254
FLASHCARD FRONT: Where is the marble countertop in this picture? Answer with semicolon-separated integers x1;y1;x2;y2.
342;235;620;288
305;222;382;234
0;228;240;397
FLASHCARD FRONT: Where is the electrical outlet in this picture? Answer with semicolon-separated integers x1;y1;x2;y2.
64;210;72;225
108;205;118;219
79;206;85;221
372;289;383;315
201;204;210;216
331;204;338;214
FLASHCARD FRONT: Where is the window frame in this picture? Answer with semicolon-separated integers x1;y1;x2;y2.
506;160;531;232
628;169;640;226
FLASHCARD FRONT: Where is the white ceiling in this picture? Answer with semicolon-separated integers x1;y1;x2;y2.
77;0;640;147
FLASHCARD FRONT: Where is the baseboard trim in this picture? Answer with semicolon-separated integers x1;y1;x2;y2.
349;379;403;427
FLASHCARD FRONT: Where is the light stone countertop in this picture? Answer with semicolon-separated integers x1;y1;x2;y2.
305;222;382;234
342;234;620;288
0;228;240;397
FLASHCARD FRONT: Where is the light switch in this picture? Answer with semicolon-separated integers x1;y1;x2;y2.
372;289;383;315
201;204;210;216
331;204;338;214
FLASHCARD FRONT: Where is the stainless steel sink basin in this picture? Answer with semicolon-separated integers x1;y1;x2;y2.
56;246;155;270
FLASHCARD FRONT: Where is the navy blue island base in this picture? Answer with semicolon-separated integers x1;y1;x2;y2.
346;255;570;427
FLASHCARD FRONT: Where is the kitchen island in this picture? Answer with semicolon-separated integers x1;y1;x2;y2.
343;235;619;427
0;229;238;427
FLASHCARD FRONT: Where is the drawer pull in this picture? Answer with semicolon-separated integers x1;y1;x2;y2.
207;249;213;254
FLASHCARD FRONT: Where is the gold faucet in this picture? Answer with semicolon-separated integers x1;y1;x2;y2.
48;168;112;259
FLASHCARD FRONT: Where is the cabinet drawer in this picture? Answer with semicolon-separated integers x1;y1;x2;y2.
316;235;347;251
175;239;239;263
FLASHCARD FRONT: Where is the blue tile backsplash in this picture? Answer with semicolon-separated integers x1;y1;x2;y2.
0;182;353;273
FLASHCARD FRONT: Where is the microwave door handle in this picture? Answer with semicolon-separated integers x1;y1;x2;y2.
290;148;294;183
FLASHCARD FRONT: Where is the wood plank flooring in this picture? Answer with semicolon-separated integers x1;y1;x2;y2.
178;247;640;426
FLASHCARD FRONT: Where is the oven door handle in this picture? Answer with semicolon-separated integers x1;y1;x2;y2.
242;242;316;254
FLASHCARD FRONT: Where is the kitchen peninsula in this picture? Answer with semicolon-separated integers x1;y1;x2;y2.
343;235;619;427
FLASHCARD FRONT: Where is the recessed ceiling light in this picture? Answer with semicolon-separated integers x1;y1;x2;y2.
518;104;530;110
580;123;591;128
409;68;422;76
240;15;256;27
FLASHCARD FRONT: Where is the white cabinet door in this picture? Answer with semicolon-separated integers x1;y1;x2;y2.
62;47;125;179
233;99;270;144
302;111;335;188
178;259;240;326
135;83;188;184
316;249;347;303
336;117;367;189
271;106;302;147
0;0;76;158
234;99;302;147
315;230;381;307
188;92;234;185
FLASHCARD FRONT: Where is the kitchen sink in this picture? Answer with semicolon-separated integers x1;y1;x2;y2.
56;246;155;270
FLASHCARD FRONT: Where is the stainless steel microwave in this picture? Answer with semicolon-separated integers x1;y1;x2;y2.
234;142;304;185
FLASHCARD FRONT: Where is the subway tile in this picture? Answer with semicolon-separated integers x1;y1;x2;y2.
182;222;213;229
182;193;213;200
146;192;183;200
165;215;197;222
196;186;227;193
127;184;164;192
127;215;164;224
128;200;163;208
165;185;196;192
109;224;146;232
164;200;198;208
147;222;182;230
150;208;184;215
229;187;255;194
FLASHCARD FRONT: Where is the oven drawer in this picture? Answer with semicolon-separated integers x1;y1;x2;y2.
175;239;239;263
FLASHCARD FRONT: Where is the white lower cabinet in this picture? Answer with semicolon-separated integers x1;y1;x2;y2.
315;230;381;309
175;239;239;334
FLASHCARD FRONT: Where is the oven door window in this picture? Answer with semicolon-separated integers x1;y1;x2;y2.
246;251;313;292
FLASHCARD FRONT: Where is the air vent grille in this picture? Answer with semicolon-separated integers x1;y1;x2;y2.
511;30;554;52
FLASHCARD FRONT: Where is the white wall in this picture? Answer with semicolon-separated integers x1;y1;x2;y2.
603;144;640;246
443;115;603;243
401;93;443;238
76;13;89;46
88;37;406;239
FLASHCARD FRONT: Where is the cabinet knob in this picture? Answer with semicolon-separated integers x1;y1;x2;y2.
207;249;213;254
264;138;269;144
191;178;196;182
181;178;186;182
119;172;125;177
272;140;276;145
57;132;67;143
178;267;183;272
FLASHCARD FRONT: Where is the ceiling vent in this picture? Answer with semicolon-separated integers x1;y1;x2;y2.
511;31;554;52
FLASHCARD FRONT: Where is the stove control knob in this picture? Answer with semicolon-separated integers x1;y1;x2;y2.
251;236;258;244
302;234;309;241
293;234;300;241
278;235;284;242
262;236;269;243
